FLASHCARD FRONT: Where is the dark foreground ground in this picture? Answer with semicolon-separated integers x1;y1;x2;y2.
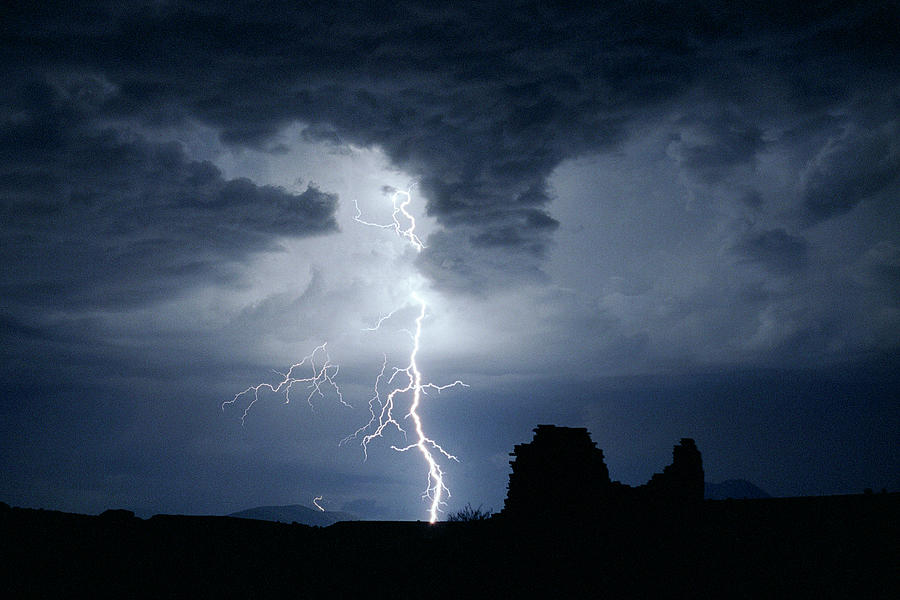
2;494;897;598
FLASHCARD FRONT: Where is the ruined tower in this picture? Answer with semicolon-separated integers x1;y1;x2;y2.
503;426;704;521
503;425;610;519
644;438;704;503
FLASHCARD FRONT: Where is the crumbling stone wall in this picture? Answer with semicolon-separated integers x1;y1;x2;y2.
503;425;704;520
503;425;610;519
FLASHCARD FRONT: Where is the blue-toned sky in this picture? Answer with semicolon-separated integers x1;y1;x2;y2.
1;1;897;520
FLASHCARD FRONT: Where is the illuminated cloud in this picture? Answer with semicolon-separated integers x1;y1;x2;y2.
1;79;338;310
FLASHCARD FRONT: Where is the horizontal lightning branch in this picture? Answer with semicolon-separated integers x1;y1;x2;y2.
222;343;349;426
353;186;425;251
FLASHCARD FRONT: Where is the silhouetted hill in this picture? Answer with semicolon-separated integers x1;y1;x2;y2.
1;494;897;597
705;479;771;500
228;504;359;526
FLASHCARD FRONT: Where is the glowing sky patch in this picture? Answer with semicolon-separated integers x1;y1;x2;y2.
226;186;467;522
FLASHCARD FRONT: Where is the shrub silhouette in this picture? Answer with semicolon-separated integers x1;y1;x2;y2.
446;503;492;522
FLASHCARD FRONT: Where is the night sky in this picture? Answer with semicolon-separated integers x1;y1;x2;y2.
2;1;898;521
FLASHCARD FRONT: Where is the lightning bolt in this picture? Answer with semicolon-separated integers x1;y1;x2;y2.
313;495;325;512
353;186;425;251
342;292;467;522
225;185;466;524
345;185;467;523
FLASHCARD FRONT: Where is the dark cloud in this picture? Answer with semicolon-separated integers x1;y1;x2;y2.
668;111;767;184
852;241;900;316
731;228;809;273
737;189;764;210
0;314;52;342
416;228;553;295
17;1;898;291
2;0;895;370
0;78;338;310
469;208;558;249
800;122;900;223
2;2;897;293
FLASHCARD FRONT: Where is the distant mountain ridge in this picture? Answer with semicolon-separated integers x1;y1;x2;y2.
228;504;359;526
705;480;771;500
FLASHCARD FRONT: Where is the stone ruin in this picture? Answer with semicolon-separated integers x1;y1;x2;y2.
502;425;703;520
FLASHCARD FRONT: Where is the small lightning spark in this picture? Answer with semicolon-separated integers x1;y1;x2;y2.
347;185;467;523
353;185;425;251
362;306;403;332
222;343;349;425
313;495;325;512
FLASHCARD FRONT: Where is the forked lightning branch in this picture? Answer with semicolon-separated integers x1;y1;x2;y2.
223;186;467;523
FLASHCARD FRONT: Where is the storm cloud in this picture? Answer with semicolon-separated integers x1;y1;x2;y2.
5;1;894;293
1;76;337;311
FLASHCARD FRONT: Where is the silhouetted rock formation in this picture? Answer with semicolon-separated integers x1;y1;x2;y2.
504;425;609;519
643;437;704;503
502;425;703;521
